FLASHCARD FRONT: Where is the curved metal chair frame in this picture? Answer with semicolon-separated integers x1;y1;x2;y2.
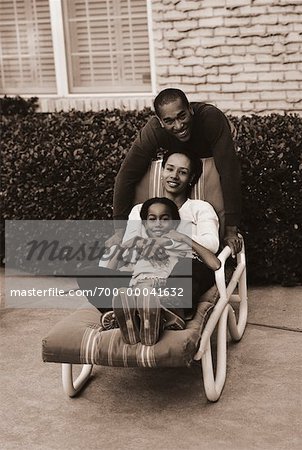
61;238;247;401
58;156;248;401
194;240;247;401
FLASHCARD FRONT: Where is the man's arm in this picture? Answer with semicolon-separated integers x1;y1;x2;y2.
202;106;242;254
113;117;163;221
202;106;241;227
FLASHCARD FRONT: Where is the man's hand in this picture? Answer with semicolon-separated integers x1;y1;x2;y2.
104;228;124;248
223;226;243;257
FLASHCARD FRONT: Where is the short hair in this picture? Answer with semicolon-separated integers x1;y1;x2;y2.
154;88;189;117
161;149;202;187
140;197;180;223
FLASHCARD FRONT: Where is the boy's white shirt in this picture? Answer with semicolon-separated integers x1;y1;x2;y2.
99;199;219;270
122;199;219;254
98;233;192;274
129;239;192;285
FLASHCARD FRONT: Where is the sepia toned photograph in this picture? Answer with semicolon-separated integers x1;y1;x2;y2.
1;1;301;449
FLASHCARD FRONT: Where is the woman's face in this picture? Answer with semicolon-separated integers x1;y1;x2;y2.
162;153;193;196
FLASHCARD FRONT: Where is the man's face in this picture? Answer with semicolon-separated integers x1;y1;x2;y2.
157;98;193;142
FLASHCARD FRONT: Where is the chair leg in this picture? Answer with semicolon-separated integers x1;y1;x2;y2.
62;363;93;397
237;264;248;333
228;265;248;342
200;239;248;401
201;305;229;402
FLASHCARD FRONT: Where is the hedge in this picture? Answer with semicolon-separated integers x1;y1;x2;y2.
1;97;301;285
0;95;39;115
233;114;302;286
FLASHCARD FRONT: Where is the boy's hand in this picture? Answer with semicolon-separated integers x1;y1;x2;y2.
163;229;185;243
140;238;169;264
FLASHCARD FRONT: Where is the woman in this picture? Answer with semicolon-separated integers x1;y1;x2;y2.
121;149;220;316
77;149;220;323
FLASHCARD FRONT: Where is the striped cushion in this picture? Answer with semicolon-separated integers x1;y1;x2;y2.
134;157;225;238
42;287;217;368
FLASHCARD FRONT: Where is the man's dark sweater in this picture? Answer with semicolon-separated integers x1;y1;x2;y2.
113;102;241;227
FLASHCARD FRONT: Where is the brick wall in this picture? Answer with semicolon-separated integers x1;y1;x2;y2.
152;0;302;115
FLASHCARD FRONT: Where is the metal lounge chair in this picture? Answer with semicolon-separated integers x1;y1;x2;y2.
42;157;248;402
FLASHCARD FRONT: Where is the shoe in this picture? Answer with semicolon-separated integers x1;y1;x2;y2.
162;307;186;330
101;310;118;330
137;292;162;346
113;290;140;345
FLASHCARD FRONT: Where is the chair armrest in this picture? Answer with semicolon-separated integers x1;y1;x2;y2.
217;245;232;267
214;246;231;302
215;238;246;300
194;240;246;359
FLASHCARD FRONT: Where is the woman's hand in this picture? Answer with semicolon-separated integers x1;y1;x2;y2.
139;237;170;263
122;236;145;250
104;229;124;248
121;237;146;264
122;236;169;266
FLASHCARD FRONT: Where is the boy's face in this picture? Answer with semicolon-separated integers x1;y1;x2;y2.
145;203;174;237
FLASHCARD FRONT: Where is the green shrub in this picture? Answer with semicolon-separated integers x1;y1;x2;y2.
0;95;39;115
232;114;302;285
1;107;301;285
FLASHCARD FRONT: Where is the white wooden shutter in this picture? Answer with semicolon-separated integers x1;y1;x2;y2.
63;0;152;93
0;0;56;94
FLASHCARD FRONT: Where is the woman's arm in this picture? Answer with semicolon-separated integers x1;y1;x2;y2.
98;245;124;270
179;200;220;253
164;229;221;271
122;204;145;243
105;203;145;249
193;202;220;253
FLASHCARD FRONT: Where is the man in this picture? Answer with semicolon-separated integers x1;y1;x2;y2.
111;88;242;256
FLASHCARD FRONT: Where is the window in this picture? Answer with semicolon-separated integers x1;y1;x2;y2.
63;0;151;93
0;0;56;94
0;0;153;95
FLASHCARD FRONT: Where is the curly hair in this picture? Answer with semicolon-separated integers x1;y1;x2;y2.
154;88;189;116
140;197;180;224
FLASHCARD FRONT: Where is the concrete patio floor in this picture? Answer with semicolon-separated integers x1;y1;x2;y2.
0;270;301;450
